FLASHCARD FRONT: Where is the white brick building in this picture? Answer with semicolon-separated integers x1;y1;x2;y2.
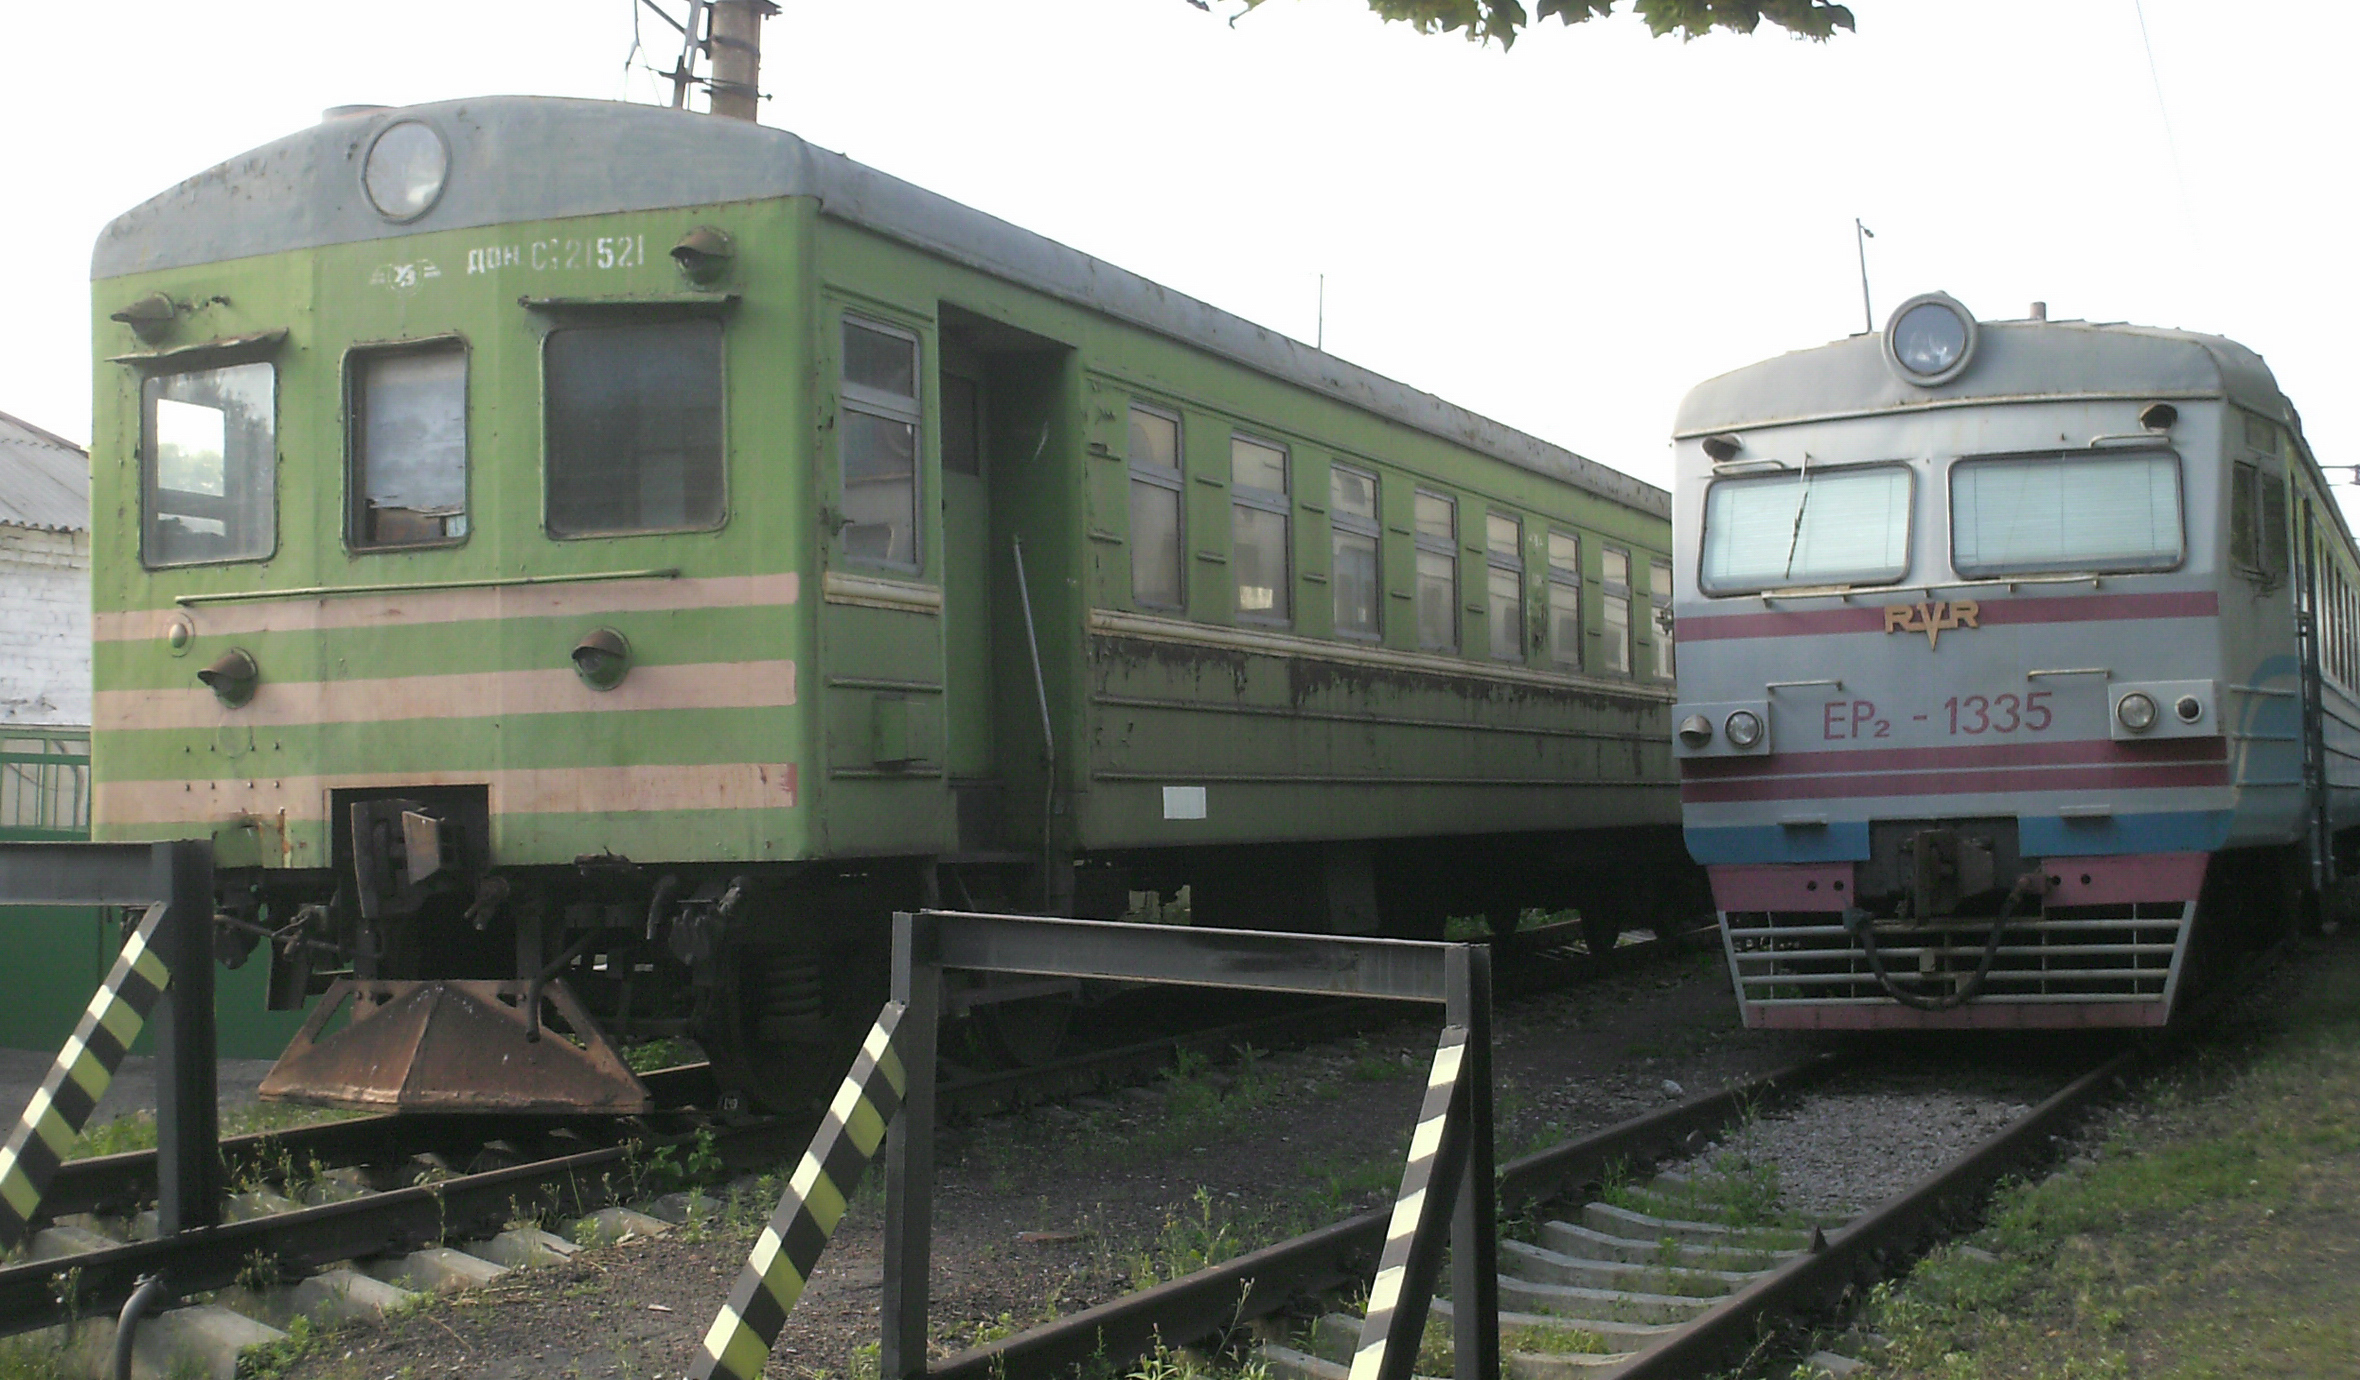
0;411;90;728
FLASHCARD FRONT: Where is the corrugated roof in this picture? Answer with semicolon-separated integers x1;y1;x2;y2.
0;411;90;533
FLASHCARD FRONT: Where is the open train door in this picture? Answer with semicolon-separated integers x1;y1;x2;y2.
937;305;1080;1061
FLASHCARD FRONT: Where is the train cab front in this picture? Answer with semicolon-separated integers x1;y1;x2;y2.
87;98;816;1114
1662;293;2299;1031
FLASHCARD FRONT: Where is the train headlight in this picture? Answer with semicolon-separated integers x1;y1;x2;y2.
1677;714;1714;749
1883;292;1978;386
2116;691;2159;733
362;120;449;222
2175;695;2204;724
1724;710;1764;749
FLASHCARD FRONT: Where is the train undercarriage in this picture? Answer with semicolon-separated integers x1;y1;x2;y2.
225;788;1703;1116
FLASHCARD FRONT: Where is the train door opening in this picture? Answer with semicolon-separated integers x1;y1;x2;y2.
938;306;1074;872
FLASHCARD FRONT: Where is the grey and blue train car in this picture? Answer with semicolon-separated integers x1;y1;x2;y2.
1667;294;2356;1029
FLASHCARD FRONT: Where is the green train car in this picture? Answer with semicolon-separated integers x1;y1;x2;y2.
88;97;1683;1112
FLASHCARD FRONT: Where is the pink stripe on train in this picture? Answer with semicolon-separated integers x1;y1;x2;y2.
1676;589;2218;644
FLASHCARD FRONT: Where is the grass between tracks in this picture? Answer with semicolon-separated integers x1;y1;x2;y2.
1837;935;2360;1379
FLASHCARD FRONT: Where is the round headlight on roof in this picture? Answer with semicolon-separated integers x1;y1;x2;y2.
362;119;449;222
1883;291;1978;386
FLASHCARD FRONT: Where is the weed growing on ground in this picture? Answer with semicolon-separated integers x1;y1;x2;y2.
619;1036;697;1073
1502;1321;1611;1356
69;1099;359;1162
1861;940;2360;1378
1128;1188;1246;1289
1442;915;1493;942
1345;1039;1409;1084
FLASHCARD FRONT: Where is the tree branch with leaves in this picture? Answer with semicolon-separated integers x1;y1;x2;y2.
1224;0;1857;46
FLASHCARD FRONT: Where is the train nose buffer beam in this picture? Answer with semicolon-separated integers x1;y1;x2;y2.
256;979;653;1115
1712;851;2208;1029
690;911;1503;1380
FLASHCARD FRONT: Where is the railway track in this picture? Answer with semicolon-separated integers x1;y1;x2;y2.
0;918;1669;1357
928;949;2284;1380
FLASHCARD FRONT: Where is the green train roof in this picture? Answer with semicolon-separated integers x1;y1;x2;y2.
95;95;1665;519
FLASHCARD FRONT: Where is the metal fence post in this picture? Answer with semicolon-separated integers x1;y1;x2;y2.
883;912;941;1380
150;840;218;1236
1447;944;1499;1380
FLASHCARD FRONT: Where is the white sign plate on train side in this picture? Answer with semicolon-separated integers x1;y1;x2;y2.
1162;786;1207;821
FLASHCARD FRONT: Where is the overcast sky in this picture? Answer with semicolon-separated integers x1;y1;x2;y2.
5;0;2354;509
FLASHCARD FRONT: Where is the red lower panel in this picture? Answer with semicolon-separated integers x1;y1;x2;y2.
1709;863;1856;912
2036;852;2208;906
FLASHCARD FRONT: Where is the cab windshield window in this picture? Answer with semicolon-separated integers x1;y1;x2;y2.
141;362;275;566
1699;465;1911;594
1950;451;2182;576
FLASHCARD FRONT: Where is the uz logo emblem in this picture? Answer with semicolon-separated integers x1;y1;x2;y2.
1882;600;1981;649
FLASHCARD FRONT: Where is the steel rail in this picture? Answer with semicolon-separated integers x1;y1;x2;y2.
926;1052;1850;1380
0;1111;816;1339
1613;1048;2134;1379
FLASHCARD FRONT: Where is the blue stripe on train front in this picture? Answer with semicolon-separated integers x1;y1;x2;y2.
1685;809;2234;866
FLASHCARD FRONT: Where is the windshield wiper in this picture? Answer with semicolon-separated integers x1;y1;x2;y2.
1780;476;1814;582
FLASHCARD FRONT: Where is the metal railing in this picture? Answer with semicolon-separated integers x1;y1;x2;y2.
0;727;90;839
690;910;1502;1380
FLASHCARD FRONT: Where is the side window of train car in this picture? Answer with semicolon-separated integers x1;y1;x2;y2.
1128;404;1184;609
141;361;276;567
1649;556;1674;680
2229;413;2290;585
1601;547;1633;675
1331;463;1381;639
1700;465;1912;593
1546;531;1581;669
1951;450;2181;577
836;315;922;569
1413;490;1457;651
545;319;724;537
348;340;467;549
1485;511;1523;661
1232;435;1291;623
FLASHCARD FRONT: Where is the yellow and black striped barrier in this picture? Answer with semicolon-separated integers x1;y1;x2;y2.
692;1002;910;1380
0;903;173;1247
1350;1025;1471;1380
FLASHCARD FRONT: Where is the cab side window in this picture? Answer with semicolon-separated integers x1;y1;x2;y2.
1129;404;1184;608
1331;464;1381;639
838;316;922;569
1232;435;1291;623
1601;546;1633;675
1649;556;1674;680
545;319;724;536
1486;512;1523;661
1413;490;1457;651
350;341;467;548
141;361;276;567
1546;532;1582;669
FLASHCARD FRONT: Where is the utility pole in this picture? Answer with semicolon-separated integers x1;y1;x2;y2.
707;0;776;122
1854;219;1876;335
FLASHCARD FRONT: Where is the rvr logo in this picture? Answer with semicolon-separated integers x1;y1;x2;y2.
1882;600;1981;649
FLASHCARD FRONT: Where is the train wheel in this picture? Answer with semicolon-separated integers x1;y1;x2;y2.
1581;910;1622;959
701;948;875;1115
978;996;1072;1067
